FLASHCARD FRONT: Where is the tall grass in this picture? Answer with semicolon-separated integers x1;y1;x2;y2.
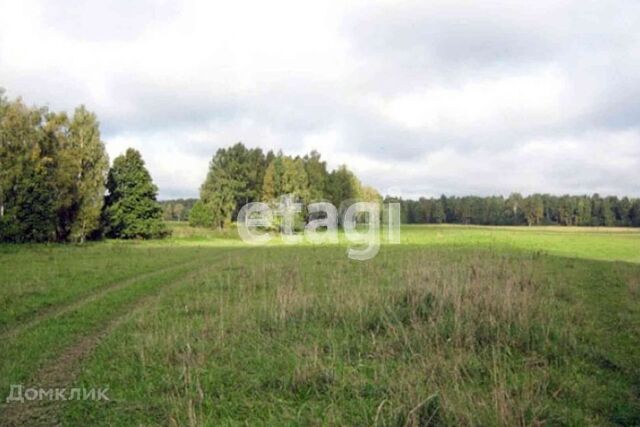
2;224;638;425
61;246;612;426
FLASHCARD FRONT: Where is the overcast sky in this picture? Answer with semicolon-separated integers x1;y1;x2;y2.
1;0;639;199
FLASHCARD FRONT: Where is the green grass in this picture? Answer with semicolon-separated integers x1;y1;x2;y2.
399;224;640;263
0;224;639;426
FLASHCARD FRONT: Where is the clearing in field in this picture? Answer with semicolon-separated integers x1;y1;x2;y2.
1;225;639;425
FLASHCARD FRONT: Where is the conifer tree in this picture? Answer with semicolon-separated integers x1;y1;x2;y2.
103;148;168;239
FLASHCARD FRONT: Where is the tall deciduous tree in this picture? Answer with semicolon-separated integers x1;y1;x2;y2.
262;154;310;203
69;107;109;241
0;93;112;242
505;193;524;225
55;106;109;242
522;194;544;225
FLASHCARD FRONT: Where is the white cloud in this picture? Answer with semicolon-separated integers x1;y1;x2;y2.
377;67;567;132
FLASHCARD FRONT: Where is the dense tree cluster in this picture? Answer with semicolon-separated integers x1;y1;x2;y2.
190;143;381;229
0;91;166;242
396;194;640;226
0;91;108;242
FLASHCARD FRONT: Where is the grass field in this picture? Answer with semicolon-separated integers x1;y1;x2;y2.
1;224;639;425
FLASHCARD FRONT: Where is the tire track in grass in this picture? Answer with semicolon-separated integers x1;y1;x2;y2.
0;250;198;334
0;250;232;391
0;249;239;427
0;251;213;341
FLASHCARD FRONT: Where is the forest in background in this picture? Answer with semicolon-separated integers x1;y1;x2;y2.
164;145;640;228
160;199;197;222
162;193;640;227
395;193;640;227
3;89;640;245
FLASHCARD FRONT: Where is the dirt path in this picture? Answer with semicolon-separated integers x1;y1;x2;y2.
0;250;236;426
0;253;214;342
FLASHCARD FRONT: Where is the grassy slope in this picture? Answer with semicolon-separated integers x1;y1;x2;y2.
0;225;638;425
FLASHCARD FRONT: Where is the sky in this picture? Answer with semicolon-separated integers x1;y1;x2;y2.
1;0;639;199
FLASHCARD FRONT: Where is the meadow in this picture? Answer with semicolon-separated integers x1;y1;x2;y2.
0;224;639;426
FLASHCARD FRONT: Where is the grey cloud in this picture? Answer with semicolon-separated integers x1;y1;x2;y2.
2;0;640;198
98;76;246;136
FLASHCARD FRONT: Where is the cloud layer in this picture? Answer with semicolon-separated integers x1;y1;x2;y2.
1;0;639;199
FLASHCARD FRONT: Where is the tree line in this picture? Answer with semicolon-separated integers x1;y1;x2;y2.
394;194;640;227
4;90;639;243
160;198;198;222
0;90;167;242
189;143;381;229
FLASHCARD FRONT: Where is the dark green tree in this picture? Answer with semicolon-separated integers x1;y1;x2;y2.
631;199;640;227
326;165;360;207
0;97;57;242
199;143;267;228
303;150;329;202
103;148;168;239
432;199;446;223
